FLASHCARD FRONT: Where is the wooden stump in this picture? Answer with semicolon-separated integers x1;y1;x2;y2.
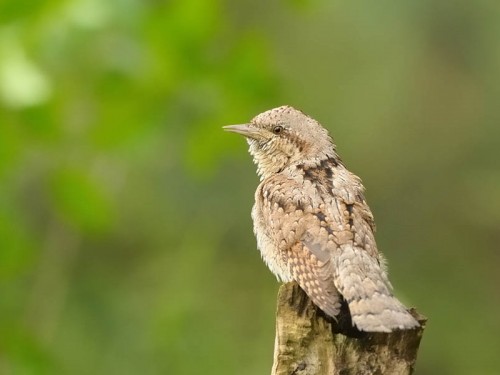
271;282;426;375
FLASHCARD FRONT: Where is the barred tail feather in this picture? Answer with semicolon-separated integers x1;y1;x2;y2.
333;245;419;332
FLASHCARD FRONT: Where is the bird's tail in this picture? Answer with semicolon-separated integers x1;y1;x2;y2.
333;245;419;332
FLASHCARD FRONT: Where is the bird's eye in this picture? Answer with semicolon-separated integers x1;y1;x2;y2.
273;125;284;134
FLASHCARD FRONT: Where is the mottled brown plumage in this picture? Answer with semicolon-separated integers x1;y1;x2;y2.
224;106;418;332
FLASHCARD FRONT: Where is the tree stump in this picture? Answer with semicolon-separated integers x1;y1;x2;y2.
271;282;426;375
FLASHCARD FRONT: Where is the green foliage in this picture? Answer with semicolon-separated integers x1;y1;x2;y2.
1;0;500;374
49;169;113;233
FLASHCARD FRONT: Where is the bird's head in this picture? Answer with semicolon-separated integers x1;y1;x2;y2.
224;106;338;179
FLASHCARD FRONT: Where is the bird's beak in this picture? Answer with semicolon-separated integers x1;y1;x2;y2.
223;124;262;140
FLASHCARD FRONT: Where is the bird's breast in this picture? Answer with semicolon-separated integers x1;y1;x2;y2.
252;189;293;282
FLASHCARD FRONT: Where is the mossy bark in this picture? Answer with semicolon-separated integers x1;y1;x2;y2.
271;282;426;375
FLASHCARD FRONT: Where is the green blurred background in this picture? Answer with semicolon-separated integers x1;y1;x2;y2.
1;0;499;374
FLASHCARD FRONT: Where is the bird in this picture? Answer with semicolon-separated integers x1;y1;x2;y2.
223;105;419;332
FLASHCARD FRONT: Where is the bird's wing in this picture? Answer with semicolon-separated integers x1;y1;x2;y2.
261;174;418;331
259;176;342;317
